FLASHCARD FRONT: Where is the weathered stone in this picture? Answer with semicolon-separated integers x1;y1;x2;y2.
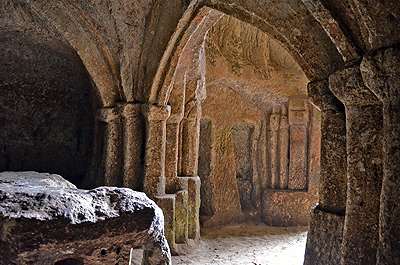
179;103;201;177
308;79;347;214
202;124;244;227
174;190;189;244
0;26;95;187
232;122;256;212
268;109;281;189
278;106;290;189
330;66;383;265
304;207;345;265
121;103;145;191
0;172;171;265
288;96;309;190
261;189;318;226
361;45;400;265
304;79;347;265
156;195;176;255
142;104;171;197
97;107;123;187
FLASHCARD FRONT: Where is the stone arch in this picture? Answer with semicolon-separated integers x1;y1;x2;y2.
0;3;102;186
24;1;124;107
142;0;362;107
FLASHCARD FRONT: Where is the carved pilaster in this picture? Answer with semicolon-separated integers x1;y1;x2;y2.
268;108;281;189
121;103;144;190
361;46;400;265
142;104;171;198
165;113;183;193
288;97;309;190
268;107;280;188
330;66;383;265
278;105;289;189
96;107;123;187
179;102;201;177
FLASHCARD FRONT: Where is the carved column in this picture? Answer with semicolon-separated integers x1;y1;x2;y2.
268;108;280;188
278;105;289;189
179;102;201;177
304;79;347;265
85;107;123;188
361;46;400;265
165;75;186;194
288;97;309;190
165;113;183;193
121;103;144;190
142;104;171;197
330;66;383;265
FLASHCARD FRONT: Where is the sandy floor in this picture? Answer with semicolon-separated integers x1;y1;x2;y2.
131;221;308;265
173;222;308;265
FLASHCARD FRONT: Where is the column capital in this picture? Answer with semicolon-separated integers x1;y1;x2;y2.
142;104;171;121
361;45;400;103
329;66;381;106
97;107;120;123
120;103;141;118
308;79;343;112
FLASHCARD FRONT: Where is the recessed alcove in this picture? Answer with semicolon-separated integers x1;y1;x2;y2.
0;28;96;187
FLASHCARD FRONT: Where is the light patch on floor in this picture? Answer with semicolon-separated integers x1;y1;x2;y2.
131;222;308;265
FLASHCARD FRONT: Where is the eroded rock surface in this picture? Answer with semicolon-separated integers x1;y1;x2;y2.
0;171;171;265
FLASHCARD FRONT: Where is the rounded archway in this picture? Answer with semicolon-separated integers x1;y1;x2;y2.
0;26;96;187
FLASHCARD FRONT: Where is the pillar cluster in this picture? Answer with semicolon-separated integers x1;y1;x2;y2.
305;45;400;265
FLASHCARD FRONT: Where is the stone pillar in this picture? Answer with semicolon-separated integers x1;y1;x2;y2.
278;105;289;189
179;102;201;177
268;108;280;188
304;79;347;265
165;76;186;194
87;107;123;188
121;103;144;190
142;104;171;197
288;97;309;190
309;80;347;214
330;66;383;265
361;46;400;265
165;113;183;193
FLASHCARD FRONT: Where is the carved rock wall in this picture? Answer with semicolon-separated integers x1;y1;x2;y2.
199;16;320;227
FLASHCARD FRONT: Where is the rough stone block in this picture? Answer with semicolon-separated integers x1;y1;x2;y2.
0;172;171;265
156;194;176;253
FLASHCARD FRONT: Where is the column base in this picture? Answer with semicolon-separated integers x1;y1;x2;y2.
304;206;345;265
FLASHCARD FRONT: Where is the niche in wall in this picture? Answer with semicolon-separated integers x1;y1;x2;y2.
0;28;96;187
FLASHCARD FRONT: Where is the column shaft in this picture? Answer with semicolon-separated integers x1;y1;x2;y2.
143;104;171;198
121;103;144;190
361;46;400;265
330;67;383;265
304;79;347;265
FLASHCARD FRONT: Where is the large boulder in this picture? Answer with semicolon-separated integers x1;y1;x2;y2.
0;171;171;265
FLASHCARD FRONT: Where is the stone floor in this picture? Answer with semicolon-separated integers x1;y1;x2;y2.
131;221;308;265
